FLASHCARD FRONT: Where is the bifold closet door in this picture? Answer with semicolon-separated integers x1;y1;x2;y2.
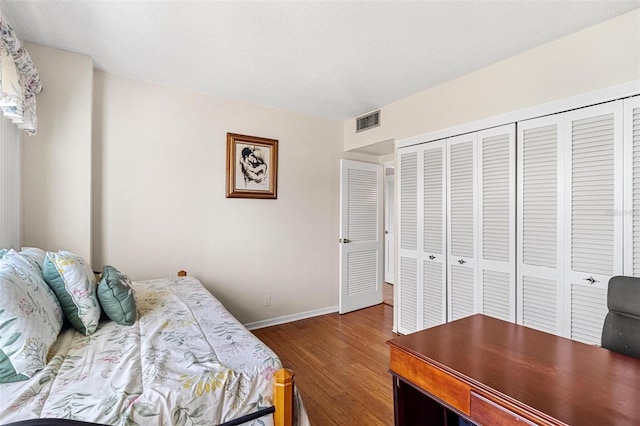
518;101;624;343
563;101;623;345
477;125;515;322
422;140;447;328
517;115;564;335
398;141;447;334
397;146;420;334
447;133;477;321
624;95;640;276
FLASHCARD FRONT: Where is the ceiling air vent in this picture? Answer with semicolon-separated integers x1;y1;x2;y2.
356;110;380;133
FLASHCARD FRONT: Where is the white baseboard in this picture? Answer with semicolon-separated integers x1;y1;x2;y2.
244;305;339;331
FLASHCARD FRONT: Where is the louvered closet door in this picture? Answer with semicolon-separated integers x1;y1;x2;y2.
422;140;447;328
564;101;623;344
624;96;640;276
517;115;564;335
477;125;515;322
397;146;421;334
447;134;478;321
339;160;383;314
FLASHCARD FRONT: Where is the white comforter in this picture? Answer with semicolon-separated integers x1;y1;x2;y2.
1;276;303;426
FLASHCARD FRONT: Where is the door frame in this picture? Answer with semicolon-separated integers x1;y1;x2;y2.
384;166;395;284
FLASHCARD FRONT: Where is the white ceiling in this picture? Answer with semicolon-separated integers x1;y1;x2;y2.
1;1;638;122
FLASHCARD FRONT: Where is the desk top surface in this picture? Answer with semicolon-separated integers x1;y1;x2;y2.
388;314;640;425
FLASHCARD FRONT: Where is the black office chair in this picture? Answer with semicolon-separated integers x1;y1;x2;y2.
601;276;640;359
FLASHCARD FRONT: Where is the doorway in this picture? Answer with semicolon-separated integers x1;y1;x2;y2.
384;166;395;306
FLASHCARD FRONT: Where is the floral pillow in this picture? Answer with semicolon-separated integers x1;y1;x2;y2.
19;247;46;272
43;250;101;335
0;248;8;259
0;250;63;383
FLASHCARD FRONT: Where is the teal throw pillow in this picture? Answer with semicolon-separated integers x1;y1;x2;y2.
0;248;8;259
43;251;101;335
97;265;137;326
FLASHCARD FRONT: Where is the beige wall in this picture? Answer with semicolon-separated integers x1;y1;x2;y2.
92;71;373;323
344;9;640;150
21;43;375;325
21;43;93;261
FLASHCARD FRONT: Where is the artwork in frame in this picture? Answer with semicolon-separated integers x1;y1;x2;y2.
226;133;278;199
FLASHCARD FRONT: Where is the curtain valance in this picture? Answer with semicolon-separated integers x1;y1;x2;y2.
0;12;42;135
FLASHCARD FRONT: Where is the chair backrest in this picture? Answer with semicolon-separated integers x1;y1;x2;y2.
601;276;640;359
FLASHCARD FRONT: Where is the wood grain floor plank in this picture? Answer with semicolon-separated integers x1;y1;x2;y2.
252;304;395;426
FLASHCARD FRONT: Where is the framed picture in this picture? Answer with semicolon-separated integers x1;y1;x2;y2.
226;133;278;199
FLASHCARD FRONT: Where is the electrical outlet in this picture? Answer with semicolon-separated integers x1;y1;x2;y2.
264;295;271;307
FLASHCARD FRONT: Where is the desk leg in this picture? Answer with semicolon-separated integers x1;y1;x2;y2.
393;376;450;426
393;376;402;426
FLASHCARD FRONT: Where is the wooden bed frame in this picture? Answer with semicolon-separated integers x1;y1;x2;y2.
177;271;295;426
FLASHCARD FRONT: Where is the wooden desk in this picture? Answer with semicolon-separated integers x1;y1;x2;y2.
388;314;640;425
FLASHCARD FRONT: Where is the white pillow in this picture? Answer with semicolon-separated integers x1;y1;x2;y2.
0;250;63;382
19;247;46;272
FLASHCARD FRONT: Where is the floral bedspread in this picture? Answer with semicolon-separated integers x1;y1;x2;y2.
0;276;290;426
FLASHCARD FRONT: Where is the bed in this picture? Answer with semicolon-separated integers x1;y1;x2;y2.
0;248;308;426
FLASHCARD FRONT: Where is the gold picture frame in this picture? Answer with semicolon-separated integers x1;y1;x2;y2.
226;133;278;199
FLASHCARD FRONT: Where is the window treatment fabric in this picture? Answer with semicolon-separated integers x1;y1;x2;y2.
0;12;42;135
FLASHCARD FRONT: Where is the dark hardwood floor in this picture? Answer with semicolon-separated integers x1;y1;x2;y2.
383;282;393;306
252;303;396;426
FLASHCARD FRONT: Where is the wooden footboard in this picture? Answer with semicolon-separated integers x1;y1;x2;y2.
274;368;294;426
177;271;296;426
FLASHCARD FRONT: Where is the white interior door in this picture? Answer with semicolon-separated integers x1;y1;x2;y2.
421;140;447;329
447;133;478;321
385;171;395;284
517;114;565;335
397;147;420;333
477;125;516;322
563;101;623;344
624;95;640;276
339;159;383;314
